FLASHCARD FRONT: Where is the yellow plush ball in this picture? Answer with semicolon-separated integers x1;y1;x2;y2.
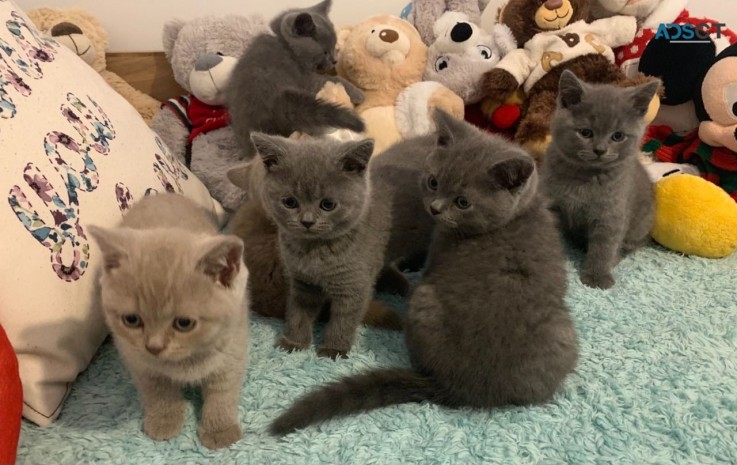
652;174;737;258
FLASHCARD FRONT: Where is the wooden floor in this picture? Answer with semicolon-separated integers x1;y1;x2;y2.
106;52;186;102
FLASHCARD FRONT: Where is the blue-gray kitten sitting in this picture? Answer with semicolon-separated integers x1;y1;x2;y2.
227;0;365;160
252;133;390;360
542;70;659;290
269;112;578;435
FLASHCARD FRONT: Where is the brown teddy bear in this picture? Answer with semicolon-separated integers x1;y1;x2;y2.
26;8;160;125
483;0;657;159
337;15;463;154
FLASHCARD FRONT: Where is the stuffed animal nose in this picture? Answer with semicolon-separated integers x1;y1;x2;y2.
734;126;737;142
51;22;83;37
450;22;473;42
379;29;399;43
194;53;224;71
544;0;564;10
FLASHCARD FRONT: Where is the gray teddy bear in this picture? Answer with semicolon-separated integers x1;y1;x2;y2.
151;15;269;211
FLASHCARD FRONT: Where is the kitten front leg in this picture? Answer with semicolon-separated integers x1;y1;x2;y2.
318;288;371;359
135;373;187;441
324;75;365;106
277;278;325;352
198;370;245;450
581;222;625;290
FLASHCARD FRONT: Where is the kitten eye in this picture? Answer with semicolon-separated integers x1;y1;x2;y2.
173;317;196;332
435;56;449;72
455;196;470;209
122;314;142;328
578;129;594;139
611;131;626;142
427;175;438;191
477;45;493;60
319;198;336;211
282;197;299;209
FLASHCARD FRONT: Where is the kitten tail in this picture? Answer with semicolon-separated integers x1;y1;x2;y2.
269;368;440;435
278;89;365;134
363;300;403;330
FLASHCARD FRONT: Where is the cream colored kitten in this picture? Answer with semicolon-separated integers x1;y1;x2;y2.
88;193;249;450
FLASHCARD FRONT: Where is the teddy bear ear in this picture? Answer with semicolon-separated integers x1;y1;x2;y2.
493;23;517;56
336;26;352;53
162;19;186;61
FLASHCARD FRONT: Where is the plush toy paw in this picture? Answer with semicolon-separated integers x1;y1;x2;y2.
198;423;242;450
652;174;737;258
316;82;353;109
483;68;519;102
521;135;552;161
491;103;522;129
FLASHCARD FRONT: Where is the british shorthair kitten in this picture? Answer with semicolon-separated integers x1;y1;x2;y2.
227;0;365;160
542;70;659;289
88;194;249;450
269;111;578;435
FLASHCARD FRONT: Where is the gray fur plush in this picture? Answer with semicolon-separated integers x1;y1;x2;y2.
542;70;659;290
227;0;365;161
151;15;269;211
408;0;484;45
269;111;578;435
253;134;387;359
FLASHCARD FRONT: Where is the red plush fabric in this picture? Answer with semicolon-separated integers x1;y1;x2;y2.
0;324;22;465
186;96;231;143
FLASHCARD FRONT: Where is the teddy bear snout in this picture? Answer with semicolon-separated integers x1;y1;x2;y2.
50;22;83;37
194;52;223;72
450;23;473;43
366;25;411;64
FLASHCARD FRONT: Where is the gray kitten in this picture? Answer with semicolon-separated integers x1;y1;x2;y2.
269;111;578;435
252;133;391;359
88;194;249;450
227;0;365;160
542;70;659;290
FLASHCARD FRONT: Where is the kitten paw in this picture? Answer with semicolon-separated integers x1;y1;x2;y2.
275;337;308;353
317;347;349;360
143;412;185;441
198;423;242;450
580;270;615;290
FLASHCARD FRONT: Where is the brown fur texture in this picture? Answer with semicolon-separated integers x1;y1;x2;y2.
499;0;588;45
226;198;402;330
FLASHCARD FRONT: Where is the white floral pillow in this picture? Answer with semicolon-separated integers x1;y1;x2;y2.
0;0;224;426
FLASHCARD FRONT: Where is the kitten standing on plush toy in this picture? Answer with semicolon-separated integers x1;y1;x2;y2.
88;194;249;450
270;111;578;435
227;0;365;160
542;70;659;289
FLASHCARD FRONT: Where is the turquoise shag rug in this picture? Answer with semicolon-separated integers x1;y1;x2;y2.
17;245;737;465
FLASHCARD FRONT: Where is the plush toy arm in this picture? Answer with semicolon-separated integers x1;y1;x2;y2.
483;68;521;103
99;70;161;126
151;106;190;164
589;15;638;48
323;75;365;106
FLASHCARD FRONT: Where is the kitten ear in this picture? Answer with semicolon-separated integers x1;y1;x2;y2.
433;108;468;147
629;80;661;118
293;12;317;37
251;132;288;171
558;70;585;109
488;156;535;191
88;225;130;272
196;235;244;288
339;139;374;175
227;162;253;191
309;0;332;15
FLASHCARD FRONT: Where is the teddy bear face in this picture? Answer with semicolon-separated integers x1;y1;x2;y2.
697;47;737;152
26;8;108;72
500;0;589;45
424;12;516;103
163;15;269;105
337;16;427;93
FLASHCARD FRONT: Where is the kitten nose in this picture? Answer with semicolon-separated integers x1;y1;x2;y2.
429;206;440;216
544;0;563;10
379;29;399;43
145;344;164;355
301;219;315;229
450;22;473;42
594;148;607;157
